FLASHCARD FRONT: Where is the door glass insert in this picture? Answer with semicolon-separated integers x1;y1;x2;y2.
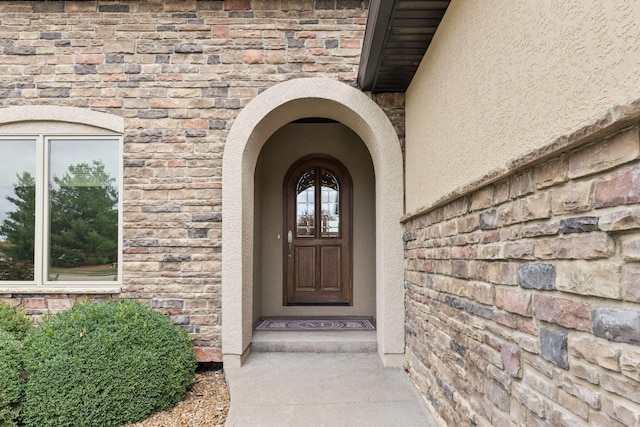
296;168;315;236
320;168;339;237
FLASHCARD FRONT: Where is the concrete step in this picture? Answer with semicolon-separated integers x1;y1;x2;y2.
251;330;377;353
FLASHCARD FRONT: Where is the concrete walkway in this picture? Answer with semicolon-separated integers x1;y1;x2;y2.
224;352;440;427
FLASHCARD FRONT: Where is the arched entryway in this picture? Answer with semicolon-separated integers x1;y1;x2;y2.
222;78;404;367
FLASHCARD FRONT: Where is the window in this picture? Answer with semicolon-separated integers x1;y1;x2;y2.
295;167;341;238
0;135;122;288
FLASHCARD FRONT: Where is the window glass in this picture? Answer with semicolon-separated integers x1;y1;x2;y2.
47;139;119;282
0;140;36;281
320;168;339;237
296;168;315;237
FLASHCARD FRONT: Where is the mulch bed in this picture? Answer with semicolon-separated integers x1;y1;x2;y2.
124;366;230;427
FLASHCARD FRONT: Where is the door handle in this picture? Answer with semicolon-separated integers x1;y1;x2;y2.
287;230;292;257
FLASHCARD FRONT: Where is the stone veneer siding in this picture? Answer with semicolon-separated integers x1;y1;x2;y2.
0;0;390;362
403;115;640;426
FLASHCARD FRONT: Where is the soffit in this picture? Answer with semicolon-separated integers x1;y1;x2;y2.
358;0;450;93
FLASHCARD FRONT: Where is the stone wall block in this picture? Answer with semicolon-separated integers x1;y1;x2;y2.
569;333;620;372
601;372;640;405
559;216;599;234
524;368;559;401
594;164;640;208
536;155;568;189
496;201;521;226
163;254;192;262
602;395;640;426
589;410;627;427
470;281;494;305
487;364;512;391
75;54;103;64
552;180;593;214
471;186;494;211
175;44;204;54
520;192;551;222
620;348;640;382
479;209;498;230
39;88;69;98
520;221;560;239
533;233;615;260
540;327;569;369
516;317;538;337
556;261;622;299
493;179;510;205
478;230;498;244
104;40;136;54
620;233;640;261
512;382;546;418
569;359;600;385
485;378;510;411
150;298;184;309
598;206;640;231
468;339;503;369
5;45;37;55
476;243;504;260
32;1;64;12
592;308;640;345
494;287;531;317
487;262;518;285
569;127;640;179
443;295;493;319
22;298;47;309
124;238;160;247
518;263;555;290
533;295;591;331
501;344;522;378
547;401;589;425
46;297;74;314
504;240;535;259
623;264;640;303
561;374;601;409
510;170;534;199
558;388;589;419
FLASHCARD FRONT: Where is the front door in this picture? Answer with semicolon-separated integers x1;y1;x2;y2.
283;155;353;305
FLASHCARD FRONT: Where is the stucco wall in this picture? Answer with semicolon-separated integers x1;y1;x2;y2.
255;122;376;318
405;0;640;213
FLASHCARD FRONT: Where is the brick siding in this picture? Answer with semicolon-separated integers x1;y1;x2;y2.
403;122;640;426
0;0;373;362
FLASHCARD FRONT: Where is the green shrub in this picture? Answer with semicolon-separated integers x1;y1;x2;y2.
20;299;196;427
0;330;26;427
0;302;33;341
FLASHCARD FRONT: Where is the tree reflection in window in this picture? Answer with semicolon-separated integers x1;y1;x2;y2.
320;168;339;237
296;169;315;236
295;167;340;238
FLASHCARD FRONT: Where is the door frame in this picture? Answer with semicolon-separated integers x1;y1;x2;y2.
283;154;353;306
222;78;405;367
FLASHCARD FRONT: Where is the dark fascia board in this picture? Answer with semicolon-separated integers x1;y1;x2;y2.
357;0;397;92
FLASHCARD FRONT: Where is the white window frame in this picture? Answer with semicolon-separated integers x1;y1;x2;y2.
0;133;123;293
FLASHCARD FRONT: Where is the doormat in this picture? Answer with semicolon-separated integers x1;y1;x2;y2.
254;317;376;331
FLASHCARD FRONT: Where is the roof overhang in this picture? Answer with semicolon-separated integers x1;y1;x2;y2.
358;0;450;93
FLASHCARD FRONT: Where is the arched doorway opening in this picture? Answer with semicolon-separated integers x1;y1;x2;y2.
222;78;404;367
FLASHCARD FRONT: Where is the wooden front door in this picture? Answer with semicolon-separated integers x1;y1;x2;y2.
283;155;353;305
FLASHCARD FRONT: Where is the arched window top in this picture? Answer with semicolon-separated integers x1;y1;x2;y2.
0;106;124;134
